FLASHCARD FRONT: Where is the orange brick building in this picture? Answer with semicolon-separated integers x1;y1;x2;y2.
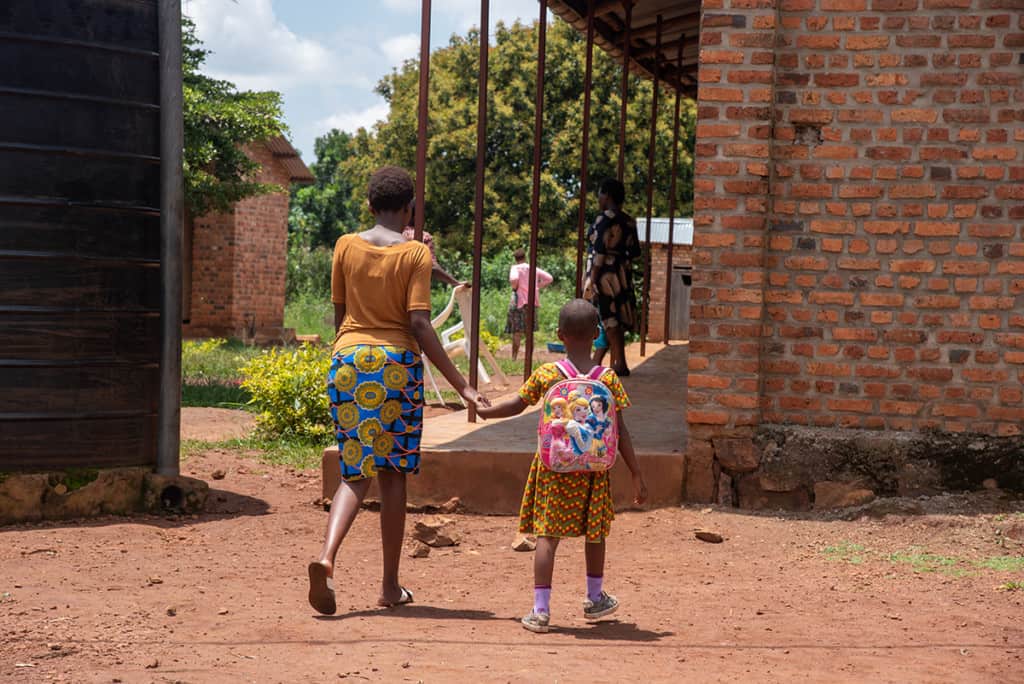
182;137;313;342
686;0;1024;505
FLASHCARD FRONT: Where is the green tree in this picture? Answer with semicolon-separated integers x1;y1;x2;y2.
289;129;362;249
182;16;288;217
301;19;695;259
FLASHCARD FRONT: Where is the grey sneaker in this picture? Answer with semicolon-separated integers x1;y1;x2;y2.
583;591;619;620
521;610;550;633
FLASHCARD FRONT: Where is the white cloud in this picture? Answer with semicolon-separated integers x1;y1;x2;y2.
316;102;391;134
186;0;364;90
381;33;421;67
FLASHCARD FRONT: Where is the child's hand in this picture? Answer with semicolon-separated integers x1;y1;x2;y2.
461;386;490;412
632;473;648;506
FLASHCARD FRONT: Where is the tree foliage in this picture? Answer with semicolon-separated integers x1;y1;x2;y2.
293;19;696;259
183;17;288;217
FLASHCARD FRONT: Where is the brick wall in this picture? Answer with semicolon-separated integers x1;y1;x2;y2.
689;0;1023;501
183;143;292;340
647;244;694;343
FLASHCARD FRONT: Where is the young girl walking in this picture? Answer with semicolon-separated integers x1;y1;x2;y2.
308;166;488;615
478;299;647;632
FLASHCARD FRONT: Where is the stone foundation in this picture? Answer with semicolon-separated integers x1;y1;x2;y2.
701;426;1024;511
0;468;208;526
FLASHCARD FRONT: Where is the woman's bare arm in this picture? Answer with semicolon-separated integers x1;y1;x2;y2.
408;310;489;409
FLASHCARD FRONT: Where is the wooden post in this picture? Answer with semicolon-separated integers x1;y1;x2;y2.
639;14;662;358
524;0;548;382
664;38;684;344
468;0;489;423
574;0;595;298
616;0;633;181
414;0;431;241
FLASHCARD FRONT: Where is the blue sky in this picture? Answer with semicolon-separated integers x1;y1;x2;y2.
186;0;541;163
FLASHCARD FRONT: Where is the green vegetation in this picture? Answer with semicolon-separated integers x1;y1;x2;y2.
888;549;964;575
181;338;259;408
823;542;869;565
288;20;696;258
183;17;288;216
60;468;100;492
974;556;1024;572
821;542;1024;579
999;580;1024;592
239;345;333;442
181;437;325;471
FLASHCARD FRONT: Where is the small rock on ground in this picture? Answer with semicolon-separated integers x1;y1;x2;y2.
695;531;724;544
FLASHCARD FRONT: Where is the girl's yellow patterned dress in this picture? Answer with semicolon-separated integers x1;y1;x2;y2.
518;363;631;543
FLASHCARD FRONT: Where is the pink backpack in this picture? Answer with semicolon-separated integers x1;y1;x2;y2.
538;360;618;473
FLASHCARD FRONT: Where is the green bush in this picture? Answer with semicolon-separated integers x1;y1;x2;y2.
240;344;332;442
286;241;333;300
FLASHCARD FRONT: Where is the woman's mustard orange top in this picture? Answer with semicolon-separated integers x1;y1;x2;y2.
331;234;433;354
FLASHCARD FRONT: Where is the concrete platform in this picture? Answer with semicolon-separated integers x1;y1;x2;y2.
322;343;689;514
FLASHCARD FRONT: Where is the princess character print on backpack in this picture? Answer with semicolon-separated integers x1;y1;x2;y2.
538;361;619;473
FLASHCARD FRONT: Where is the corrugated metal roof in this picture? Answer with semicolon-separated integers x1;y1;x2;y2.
548;0;700;96
263;136;314;184
640;217;694;246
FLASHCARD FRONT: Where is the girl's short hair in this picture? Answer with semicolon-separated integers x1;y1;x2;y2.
514;248;526;261
368;166;414;212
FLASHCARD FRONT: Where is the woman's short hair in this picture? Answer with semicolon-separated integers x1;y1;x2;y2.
368;166;414;212
514;248;526;262
598;178;625;206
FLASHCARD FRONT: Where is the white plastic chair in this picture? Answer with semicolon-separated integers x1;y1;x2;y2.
422;285;509;405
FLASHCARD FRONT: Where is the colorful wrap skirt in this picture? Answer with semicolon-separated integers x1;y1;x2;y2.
327;345;424;481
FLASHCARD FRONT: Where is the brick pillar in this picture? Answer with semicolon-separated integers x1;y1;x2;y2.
687;1;778;501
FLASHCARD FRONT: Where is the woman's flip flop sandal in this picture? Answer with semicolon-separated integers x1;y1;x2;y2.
308;561;337;615
378;586;414;608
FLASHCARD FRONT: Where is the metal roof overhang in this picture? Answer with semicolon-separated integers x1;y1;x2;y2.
548;0;701;97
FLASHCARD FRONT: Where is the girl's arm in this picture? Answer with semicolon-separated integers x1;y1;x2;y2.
477;396;529;420
409;310;489;410
616;415;648;505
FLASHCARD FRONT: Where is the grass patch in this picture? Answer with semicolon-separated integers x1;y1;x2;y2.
823;541;869;564
887;548;966;575
285;291;336;343
974;556;1024;572
181;382;252;408
999;580;1024;592
180;436;326;470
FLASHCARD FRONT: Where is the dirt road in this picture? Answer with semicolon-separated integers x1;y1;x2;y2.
2;426;1023;682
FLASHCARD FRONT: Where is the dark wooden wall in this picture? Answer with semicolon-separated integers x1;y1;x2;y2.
0;0;162;471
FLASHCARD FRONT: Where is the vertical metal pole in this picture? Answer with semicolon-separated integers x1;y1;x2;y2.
157;0;183;476
639;14;662;358
574;0;595;298
664;38;684;345
468;0;488;423
616;0;633;182
524;0;547;382
414;0;431;241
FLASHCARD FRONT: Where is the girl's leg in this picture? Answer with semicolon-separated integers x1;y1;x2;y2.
511;332;521;360
584;539;606;601
532;536;559;617
377;469;408;605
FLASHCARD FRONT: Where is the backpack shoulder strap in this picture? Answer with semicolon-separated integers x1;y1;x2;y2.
555;359;579;379
587;365;610;381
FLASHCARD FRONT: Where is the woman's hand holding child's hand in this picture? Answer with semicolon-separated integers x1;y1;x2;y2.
632;473;648;506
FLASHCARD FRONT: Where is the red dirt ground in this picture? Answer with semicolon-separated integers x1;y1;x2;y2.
2;409;1023;683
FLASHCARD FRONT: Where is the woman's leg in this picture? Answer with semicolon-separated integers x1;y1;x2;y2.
377;469;408;604
316;477;373;572
511;331;521;360
309;476;372;614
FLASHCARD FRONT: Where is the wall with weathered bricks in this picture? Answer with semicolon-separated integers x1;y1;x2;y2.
689;0;1024;504
183;143;292;340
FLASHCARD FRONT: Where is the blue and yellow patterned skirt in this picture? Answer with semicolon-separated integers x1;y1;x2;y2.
327;345;424;481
